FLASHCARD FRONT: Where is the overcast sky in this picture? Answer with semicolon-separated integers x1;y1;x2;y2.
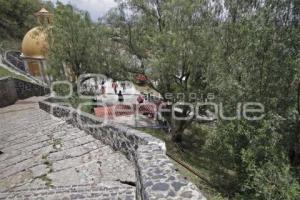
51;0;117;21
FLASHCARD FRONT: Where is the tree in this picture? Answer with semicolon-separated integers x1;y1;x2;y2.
48;3;95;80
201;0;300;198
90;22;131;80
203;118;300;199
104;0;217;142
0;0;54;48
102;0;300;198
48;0;300;198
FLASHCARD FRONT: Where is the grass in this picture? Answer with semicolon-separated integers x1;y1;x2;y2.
134;83;161;97
138;126;225;199
52;138;63;149
0;65;31;82
37;153;54;188
36;174;53;188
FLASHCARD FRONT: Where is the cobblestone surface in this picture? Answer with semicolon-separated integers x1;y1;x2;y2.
0;97;136;199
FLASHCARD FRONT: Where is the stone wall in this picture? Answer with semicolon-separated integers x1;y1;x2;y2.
14;78;49;99
0;77;18;107
39;100;206;200
0;77;49;107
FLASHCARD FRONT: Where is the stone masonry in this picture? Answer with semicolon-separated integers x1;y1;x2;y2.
0;97;136;200
39;99;206;200
0;77;49;108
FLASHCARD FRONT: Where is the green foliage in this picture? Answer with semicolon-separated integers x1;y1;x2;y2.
241;154;300;199
210;0;300;116
0;65;32;82
52;82;71;97
103;0;219;140
203;118;300;199
105;1;300;197
47;2;130;81
0;0;54;42
48;3;94;78
11;0;298;199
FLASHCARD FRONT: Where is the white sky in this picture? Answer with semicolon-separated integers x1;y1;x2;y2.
51;0;117;21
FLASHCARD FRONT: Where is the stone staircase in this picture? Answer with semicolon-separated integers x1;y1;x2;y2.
0;97;136;200
0;184;135;200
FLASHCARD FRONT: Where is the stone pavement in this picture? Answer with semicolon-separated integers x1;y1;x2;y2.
0;97;136;200
95;79;141;105
94;80;159;128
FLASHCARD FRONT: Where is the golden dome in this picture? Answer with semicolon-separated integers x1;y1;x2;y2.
21;26;48;59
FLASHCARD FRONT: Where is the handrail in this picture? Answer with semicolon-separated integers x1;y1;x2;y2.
0;47;4;57
167;152;215;188
1;49;47;86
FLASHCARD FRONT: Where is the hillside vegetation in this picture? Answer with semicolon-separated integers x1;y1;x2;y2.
1;0;300;199
0;0;53;49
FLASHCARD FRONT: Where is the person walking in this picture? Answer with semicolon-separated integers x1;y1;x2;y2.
101;80;106;95
137;94;145;104
118;90;124;103
121;81;126;92
112;80;118;94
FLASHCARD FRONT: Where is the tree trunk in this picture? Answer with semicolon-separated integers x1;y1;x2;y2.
171;129;183;143
290;120;300;166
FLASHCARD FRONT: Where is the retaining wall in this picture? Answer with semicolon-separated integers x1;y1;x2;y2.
39;100;206;200
0;77;18;107
0;77;49;107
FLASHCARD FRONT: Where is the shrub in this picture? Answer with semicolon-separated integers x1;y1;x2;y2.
203;117;300;199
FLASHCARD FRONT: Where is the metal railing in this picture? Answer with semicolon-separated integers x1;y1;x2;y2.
5;51;25;71
1;49;46;86
0;47;4;58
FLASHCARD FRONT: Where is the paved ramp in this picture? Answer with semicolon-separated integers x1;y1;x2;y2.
0;97;136;199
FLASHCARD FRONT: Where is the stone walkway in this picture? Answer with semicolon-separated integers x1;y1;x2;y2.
0;97;136;200
94;79;141;105
93;80;158;128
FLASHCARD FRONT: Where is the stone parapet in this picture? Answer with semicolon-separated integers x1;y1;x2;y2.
0;77;49;107
39;100;206;200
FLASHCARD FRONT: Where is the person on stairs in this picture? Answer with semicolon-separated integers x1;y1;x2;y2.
118;90;124;103
112;80;118;94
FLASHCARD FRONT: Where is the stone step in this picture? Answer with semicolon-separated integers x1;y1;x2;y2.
0;183;136;200
0;98;136;199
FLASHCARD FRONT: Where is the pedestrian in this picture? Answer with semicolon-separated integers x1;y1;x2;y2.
121;82;126;91
101;80;106;95
137;94;145;104
118;90;124;103
112;80;118;94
